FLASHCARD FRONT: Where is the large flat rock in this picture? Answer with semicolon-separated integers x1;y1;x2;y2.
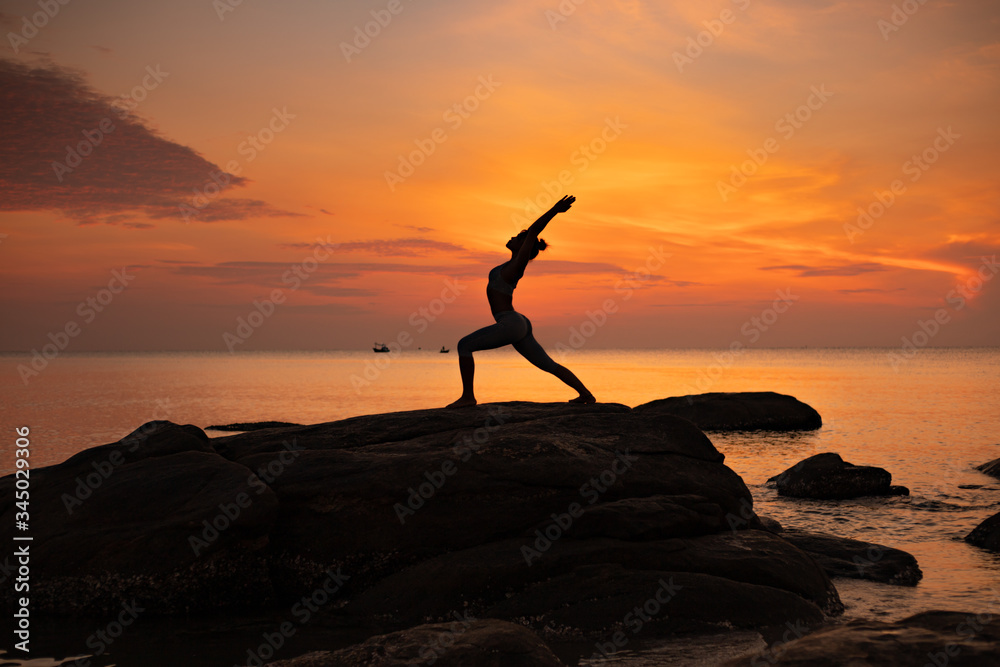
1;399;844;640
211;401;632;460
633;391;822;431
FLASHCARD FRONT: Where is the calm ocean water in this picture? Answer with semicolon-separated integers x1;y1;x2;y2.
1;348;999;665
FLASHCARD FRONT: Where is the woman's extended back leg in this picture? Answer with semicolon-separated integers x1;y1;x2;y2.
512;330;595;402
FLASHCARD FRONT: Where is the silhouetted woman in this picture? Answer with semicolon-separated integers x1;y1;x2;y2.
447;195;596;407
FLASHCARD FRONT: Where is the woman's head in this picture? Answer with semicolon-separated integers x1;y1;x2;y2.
507;230;549;260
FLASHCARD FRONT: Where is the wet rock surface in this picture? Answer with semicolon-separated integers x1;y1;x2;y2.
768;452;909;500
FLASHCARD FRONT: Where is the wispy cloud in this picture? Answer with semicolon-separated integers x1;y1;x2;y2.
396;224;435;233
838;287;906;294
280;237;468;257
760;262;888;277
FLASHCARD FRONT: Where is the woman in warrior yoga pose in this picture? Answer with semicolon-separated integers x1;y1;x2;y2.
446;195;596;408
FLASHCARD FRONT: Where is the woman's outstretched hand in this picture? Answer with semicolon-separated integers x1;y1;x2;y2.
551;195;576;213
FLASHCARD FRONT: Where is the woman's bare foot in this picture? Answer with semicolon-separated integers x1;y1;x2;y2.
446;396;478;408
569;393;596;404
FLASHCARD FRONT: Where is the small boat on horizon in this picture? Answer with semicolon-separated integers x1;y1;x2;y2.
373;342;390;353
439;346;450;353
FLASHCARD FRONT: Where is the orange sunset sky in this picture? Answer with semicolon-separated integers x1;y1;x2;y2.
1;0;998;352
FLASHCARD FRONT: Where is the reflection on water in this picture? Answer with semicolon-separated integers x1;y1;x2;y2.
1;348;998;665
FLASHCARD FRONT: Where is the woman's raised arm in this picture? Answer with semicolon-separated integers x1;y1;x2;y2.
511;195;575;269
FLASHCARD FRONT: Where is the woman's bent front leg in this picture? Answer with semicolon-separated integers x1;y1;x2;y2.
446;314;528;408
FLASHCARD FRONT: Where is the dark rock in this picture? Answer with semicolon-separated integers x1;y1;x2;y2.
724;611;1000;666
346;531;843;629
211;401;632;460
261;619;566;667
485;566;828;636
0;422;278;613
64;419;215;465
633;392;821;431
965;511;1000;552
206;421;302;432
778;529;922;585
568;494;734;541
1;401;844;640
976;455;1000;480
767;452;905;499
758;516;783;533
233;407;742;592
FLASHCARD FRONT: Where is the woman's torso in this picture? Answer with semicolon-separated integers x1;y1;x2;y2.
487;263;520;315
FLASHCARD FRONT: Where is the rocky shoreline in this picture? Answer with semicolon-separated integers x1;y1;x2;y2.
2;391;996;665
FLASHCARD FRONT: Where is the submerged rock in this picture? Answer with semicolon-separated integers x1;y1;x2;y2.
976;455;1000;480
633;391;821;431
0;398;843;642
965;511;1000;552
778;529;922;585
768;452;909;499
725;611;1000;666
260;619;566;667
758;516;784;533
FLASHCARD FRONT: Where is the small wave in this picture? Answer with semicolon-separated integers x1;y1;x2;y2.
905;498;1000;512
